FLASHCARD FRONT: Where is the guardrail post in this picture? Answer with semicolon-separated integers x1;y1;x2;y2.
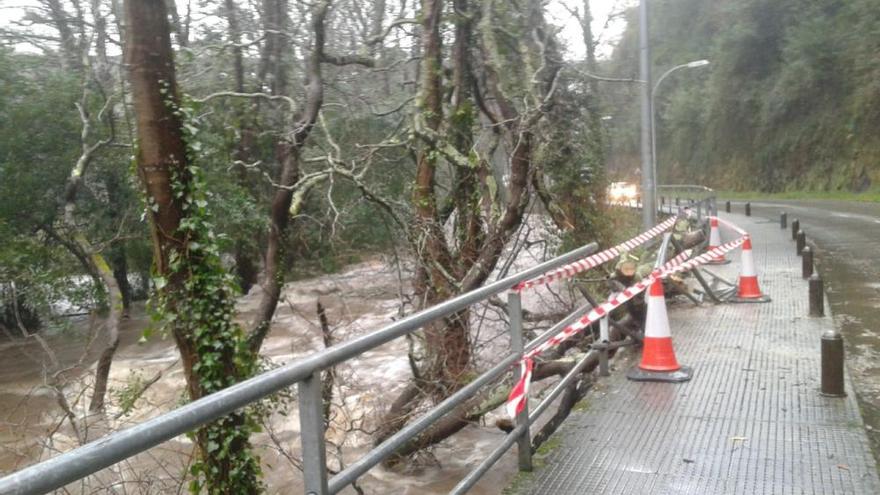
299;374;329;495
791;219;800;240
796;230;806;256
745;202;751;216
802;246;813;279
725;200;730;213
508;291;532;471
780;212;787;229
597;316;610;377
711;196;718;216
809;274;824;317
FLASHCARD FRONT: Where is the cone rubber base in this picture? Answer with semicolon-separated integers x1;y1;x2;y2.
627;365;693;383
730;294;772;304
707;259;731;265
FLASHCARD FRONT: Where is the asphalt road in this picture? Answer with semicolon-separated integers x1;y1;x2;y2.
726;199;880;459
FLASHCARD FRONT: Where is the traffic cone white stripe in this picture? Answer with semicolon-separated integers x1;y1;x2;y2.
638;278;681;372
708;217;727;263
709;219;722;247
645;285;671;339
737;236;768;300
741;242;757;276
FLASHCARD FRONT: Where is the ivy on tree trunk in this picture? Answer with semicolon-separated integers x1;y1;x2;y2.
123;1;261;492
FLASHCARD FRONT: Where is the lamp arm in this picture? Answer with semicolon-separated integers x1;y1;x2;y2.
652;63;690;97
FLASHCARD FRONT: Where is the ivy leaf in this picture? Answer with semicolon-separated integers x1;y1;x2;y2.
138;327;153;344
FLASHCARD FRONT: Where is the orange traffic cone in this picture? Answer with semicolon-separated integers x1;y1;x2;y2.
627;277;693;382
732;236;771;303
707;218;730;265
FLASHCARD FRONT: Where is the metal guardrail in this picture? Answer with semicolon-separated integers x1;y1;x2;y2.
657;184;714;194
0;242;608;495
657;184;718;221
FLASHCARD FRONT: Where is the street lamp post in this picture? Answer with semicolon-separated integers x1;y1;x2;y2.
650;59;710;198
638;0;654;230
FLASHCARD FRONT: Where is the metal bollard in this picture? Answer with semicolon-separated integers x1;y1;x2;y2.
809;274;824;317
791;219;800;240
820;330;846;397
780;212;787;229
796;230;806;256
725;200;731;213
745;202;751;216
802;246;813;279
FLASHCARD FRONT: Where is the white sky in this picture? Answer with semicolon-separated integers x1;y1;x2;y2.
548;0;635;60
1;0;633;60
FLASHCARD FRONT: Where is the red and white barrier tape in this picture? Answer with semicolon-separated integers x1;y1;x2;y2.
515;216;679;292
712;216;748;237
505;234;747;418
521;250;692;362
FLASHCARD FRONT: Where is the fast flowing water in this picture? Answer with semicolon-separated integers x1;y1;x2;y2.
0;230;573;494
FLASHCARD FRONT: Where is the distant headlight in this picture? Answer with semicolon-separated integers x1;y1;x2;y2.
608;183;638;201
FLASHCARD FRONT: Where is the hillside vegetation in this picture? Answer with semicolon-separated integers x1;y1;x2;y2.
604;0;880;193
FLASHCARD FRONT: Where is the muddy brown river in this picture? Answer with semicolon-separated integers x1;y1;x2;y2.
728;199;880;463
0;240;572;494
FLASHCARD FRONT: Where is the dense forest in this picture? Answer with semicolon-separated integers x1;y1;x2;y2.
0;0;613;492
604;0;880;192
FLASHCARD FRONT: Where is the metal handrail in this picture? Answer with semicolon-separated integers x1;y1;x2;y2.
656;186;718;221
450;218;682;494
0;242;601;495
657;184;714;193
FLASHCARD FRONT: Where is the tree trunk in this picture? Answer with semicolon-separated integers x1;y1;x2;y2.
257;0;289;94
61;168;122;414
123;1;259;491
410;0;471;392
223;0;245;93
248;0;329;353
249;143;300;351
109;247;132;315
164;0;188;47
375;0;563;461
43;0;82;71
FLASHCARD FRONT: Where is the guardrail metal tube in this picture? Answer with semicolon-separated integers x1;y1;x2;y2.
300;373;329;495
524;302;594;356
327;353;519;493
508;291;532;472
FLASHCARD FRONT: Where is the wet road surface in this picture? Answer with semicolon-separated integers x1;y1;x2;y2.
728;199;880;461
